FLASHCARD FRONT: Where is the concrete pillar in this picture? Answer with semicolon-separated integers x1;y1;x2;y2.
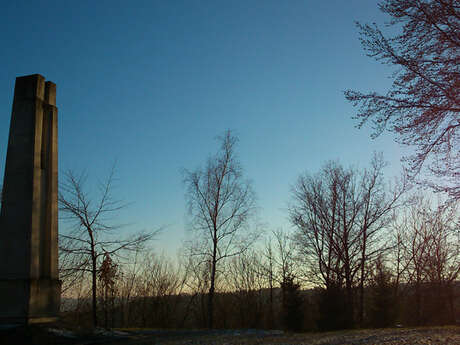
0;74;60;324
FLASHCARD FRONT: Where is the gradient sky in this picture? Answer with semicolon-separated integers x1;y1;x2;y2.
0;0;406;254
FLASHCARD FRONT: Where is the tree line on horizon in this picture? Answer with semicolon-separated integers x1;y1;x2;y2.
58;130;459;330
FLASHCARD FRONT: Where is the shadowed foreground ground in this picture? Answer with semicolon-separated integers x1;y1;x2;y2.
0;325;459;345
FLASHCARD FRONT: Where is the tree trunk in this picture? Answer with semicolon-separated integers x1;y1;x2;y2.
359;229;367;327
269;268;274;329
88;228;98;328
207;278;215;329
415;276;421;326
345;275;354;328
208;238;217;328
92;252;98;328
447;284;455;324
104;285;108;328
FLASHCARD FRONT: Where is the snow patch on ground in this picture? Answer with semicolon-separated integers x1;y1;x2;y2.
47;328;77;338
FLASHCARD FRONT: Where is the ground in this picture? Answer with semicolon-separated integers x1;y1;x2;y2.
0;326;458;345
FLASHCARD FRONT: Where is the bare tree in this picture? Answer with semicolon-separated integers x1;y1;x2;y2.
262;238;275;328
367;254;398;328
290;161;358;328
181;252;213;328
59;168;157;327
345;0;460;201
271;229;297;284
289;155;404;327
355;153;406;325
114;249;144;328
393;195;460;325
224;249;266;328
183;130;257;328
261;229;297;328
130;252;186;328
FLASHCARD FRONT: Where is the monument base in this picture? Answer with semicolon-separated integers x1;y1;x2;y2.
0;278;60;324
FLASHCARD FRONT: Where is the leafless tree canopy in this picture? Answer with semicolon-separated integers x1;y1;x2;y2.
345;0;460;200
289;154;405;326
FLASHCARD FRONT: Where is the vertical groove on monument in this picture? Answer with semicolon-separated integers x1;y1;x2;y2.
0;74;60;323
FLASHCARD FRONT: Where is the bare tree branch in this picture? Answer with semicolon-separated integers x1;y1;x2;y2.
345;0;460;201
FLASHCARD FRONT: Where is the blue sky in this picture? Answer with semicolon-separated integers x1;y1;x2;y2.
0;0;405;253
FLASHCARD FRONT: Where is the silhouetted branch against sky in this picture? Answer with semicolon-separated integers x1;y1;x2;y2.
345;0;460;201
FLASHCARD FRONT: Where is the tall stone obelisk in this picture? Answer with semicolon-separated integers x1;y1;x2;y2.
0;74;60;323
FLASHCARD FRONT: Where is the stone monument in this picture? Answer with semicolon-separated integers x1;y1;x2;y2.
0;74;60;323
